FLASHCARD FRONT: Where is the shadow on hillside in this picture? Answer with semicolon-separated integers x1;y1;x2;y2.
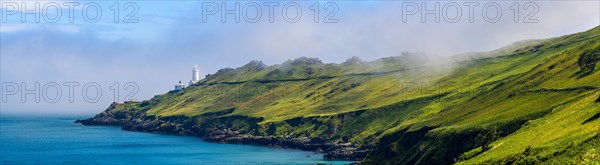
573;69;596;79
582;112;600;124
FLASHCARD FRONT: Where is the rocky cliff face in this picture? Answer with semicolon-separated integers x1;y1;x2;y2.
76;104;370;161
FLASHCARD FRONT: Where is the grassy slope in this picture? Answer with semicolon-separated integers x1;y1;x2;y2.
368;26;600;164
452;29;600;164
116;26;599;164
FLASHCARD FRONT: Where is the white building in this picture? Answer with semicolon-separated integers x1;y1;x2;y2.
174;65;200;91
173;65;200;91
189;65;200;85
174;81;185;91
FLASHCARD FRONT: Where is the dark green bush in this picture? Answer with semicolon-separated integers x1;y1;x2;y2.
477;127;500;152
578;47;600;72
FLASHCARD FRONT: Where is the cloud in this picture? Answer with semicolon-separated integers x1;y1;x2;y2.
157;1;599;64
0;28;186;115
0;0;71;11
0;23;38;32
0;1;598;115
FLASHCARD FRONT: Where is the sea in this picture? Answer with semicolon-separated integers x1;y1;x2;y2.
0;116;355;164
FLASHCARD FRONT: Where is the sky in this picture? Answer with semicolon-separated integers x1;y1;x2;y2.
1;0;599;116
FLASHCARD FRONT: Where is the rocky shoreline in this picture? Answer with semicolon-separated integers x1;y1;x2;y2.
74;106;370;161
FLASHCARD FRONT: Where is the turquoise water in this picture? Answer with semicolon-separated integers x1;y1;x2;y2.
0;116;354;164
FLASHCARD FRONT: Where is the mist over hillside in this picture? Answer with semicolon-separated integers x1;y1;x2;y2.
78;26;600;164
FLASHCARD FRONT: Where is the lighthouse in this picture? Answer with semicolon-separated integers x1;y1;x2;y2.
189;65;200;85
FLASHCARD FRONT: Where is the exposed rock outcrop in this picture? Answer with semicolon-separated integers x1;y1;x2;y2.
75;105;369;161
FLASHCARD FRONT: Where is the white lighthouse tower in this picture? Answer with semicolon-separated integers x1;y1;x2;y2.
189;65;200;85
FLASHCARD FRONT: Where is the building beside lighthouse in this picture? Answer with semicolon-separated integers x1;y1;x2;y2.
174;65;200;91
174;81;185;91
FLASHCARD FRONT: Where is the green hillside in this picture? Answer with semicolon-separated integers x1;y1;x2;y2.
83;26;600;164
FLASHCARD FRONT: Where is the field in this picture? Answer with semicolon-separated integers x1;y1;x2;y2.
98;26;600;164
